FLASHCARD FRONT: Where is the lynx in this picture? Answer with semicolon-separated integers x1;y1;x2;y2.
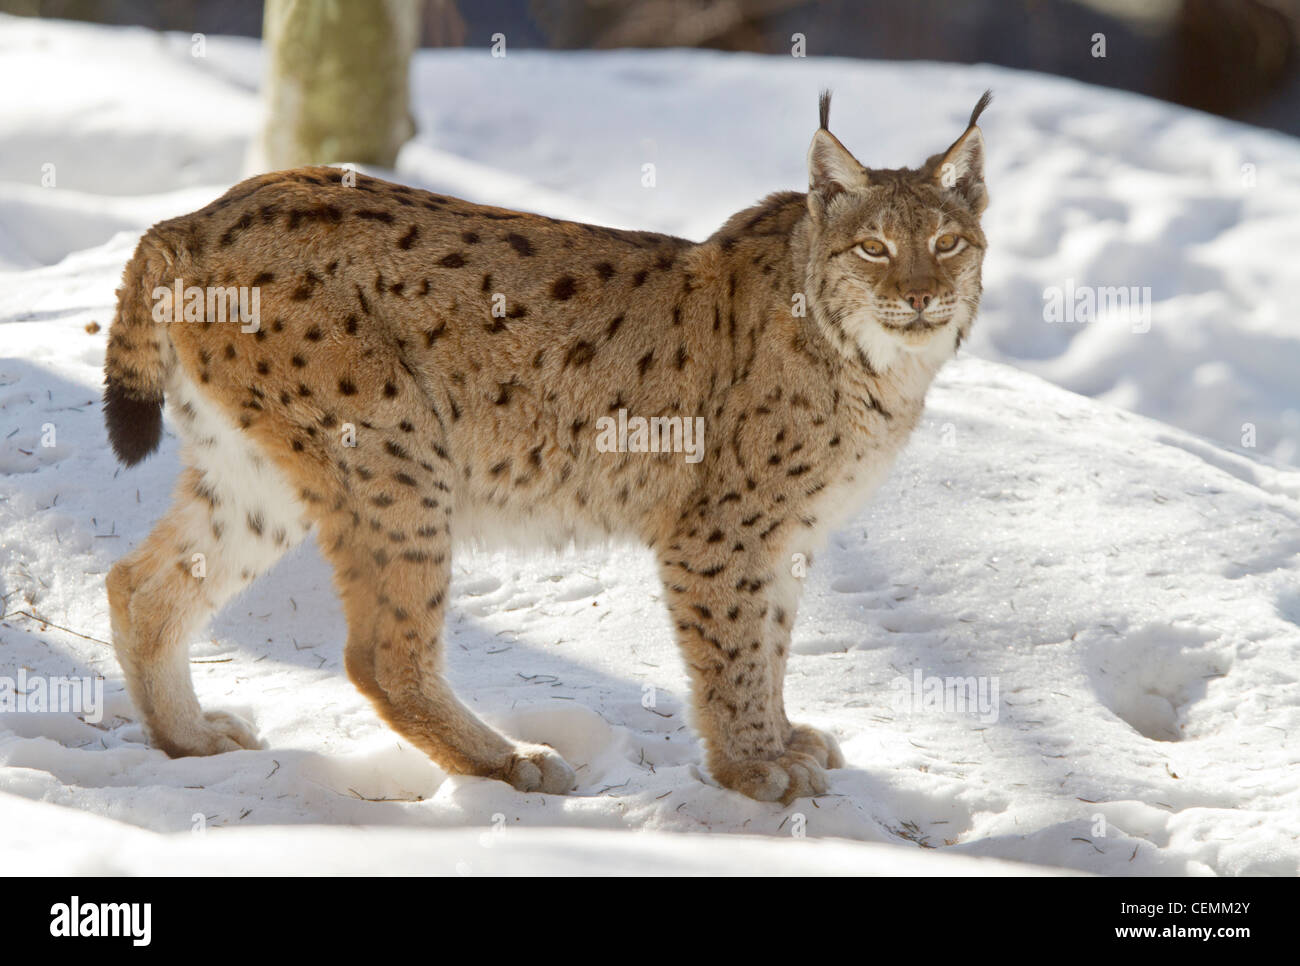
103;91;990;803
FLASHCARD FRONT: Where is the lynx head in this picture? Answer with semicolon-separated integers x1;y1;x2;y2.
804;90;990;371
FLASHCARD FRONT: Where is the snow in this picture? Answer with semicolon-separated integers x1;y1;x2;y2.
1;15;1298;876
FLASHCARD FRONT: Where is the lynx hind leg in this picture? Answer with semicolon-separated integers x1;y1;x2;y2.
297;387;574;794
109;380;310;755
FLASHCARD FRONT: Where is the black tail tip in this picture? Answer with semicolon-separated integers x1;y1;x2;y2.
104;378;163;466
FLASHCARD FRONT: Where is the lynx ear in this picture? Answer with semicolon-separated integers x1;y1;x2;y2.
932;90;991;214
807;90;867;217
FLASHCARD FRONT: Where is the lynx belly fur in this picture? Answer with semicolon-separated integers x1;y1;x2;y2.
103;92;990;802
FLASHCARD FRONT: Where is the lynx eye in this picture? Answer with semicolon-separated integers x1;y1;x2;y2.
855;240;889;260
934;233;961;253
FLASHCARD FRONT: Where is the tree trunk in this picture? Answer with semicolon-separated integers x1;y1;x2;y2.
253;0;422;173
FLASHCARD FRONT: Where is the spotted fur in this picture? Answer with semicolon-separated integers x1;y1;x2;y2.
104;91;990;802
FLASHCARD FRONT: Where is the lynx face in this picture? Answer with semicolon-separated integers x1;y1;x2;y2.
804;91;990;371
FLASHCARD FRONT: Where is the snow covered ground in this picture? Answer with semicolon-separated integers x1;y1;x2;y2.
1;16;1298;876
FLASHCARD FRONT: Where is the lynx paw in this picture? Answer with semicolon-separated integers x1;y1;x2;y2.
787;723;845;769
503;743;576;794
155;710;262;757
713;751;829;804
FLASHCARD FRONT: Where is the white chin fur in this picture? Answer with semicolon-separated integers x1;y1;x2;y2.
849;314;906;370
842;310;955;371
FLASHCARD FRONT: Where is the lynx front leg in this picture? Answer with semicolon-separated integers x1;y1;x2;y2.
657;538;830;803
765;560;845;772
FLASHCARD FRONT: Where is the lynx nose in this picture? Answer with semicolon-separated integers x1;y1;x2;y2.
903;289;933;311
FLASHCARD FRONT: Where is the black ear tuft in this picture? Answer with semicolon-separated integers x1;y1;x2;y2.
819;89;832;131
968;89;992;128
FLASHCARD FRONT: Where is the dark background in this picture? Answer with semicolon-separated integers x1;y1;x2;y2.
3;0;1298;136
